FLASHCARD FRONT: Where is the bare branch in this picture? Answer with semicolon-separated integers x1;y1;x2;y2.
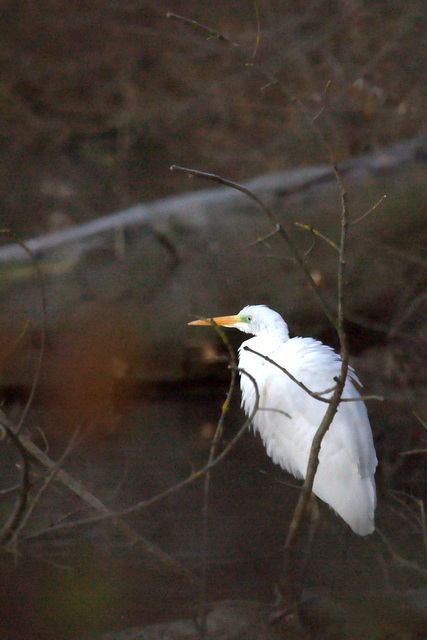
243;345;383;403
312;80;332;121
5;428;81;548
248;224;317;260
166;13;232;45
375;527;427;576
0;413;194;583
21;382;260;542
243;345;331;402
350;195;387;226
295;222;339;252
199;319;239;627
170;165;336;328
0;420;31;544
280;142;352;614
0;230;47;434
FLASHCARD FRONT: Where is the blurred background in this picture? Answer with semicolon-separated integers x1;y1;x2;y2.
2;0;425;233
0;1;426;638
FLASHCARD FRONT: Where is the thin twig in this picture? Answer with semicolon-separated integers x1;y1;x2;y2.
294;222;339;252
248;225;317;259
199;320;239;635
244;346;383;403
375;527;427;576
389;491;427;550
244;345;331;402
350;195;387;226
0;421;31;544
6;428;82;549
312;80;332;121
251;0;261;59
0;230;47;435
166;12;298;107
170;165;337;328
281;155;351;613
21;389;260;541
0;413;194;582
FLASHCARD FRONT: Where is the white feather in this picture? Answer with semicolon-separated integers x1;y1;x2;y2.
236;305;377;536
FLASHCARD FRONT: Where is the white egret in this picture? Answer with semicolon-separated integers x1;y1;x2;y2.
189;305;377;535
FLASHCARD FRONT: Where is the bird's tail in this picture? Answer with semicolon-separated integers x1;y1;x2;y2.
313;464;376;536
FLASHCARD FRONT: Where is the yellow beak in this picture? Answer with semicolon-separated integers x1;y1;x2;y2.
188;314;241;327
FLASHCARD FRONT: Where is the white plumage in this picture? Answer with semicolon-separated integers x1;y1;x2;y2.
190;304;377;535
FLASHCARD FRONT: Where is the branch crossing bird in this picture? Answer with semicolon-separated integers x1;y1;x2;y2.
189;304;377;535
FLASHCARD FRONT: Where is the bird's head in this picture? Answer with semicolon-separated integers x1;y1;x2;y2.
189;304;289;341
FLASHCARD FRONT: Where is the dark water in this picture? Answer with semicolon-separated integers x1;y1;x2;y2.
0;388;426;639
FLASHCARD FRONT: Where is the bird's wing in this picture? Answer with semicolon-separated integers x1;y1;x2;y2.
239;335;377;535
239;336;325;477
278;338;377;473
240;336;376;477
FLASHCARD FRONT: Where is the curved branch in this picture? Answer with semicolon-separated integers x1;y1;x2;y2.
22;374;260;541
0;419;31;545
0;230;47;434
199;319;240;621
170;165;337;328
243;345;383;403
0;413;194;583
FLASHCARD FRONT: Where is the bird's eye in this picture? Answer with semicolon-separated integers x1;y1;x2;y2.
246;316;252;322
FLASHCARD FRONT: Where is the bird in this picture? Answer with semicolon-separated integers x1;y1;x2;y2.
189;304;377;535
